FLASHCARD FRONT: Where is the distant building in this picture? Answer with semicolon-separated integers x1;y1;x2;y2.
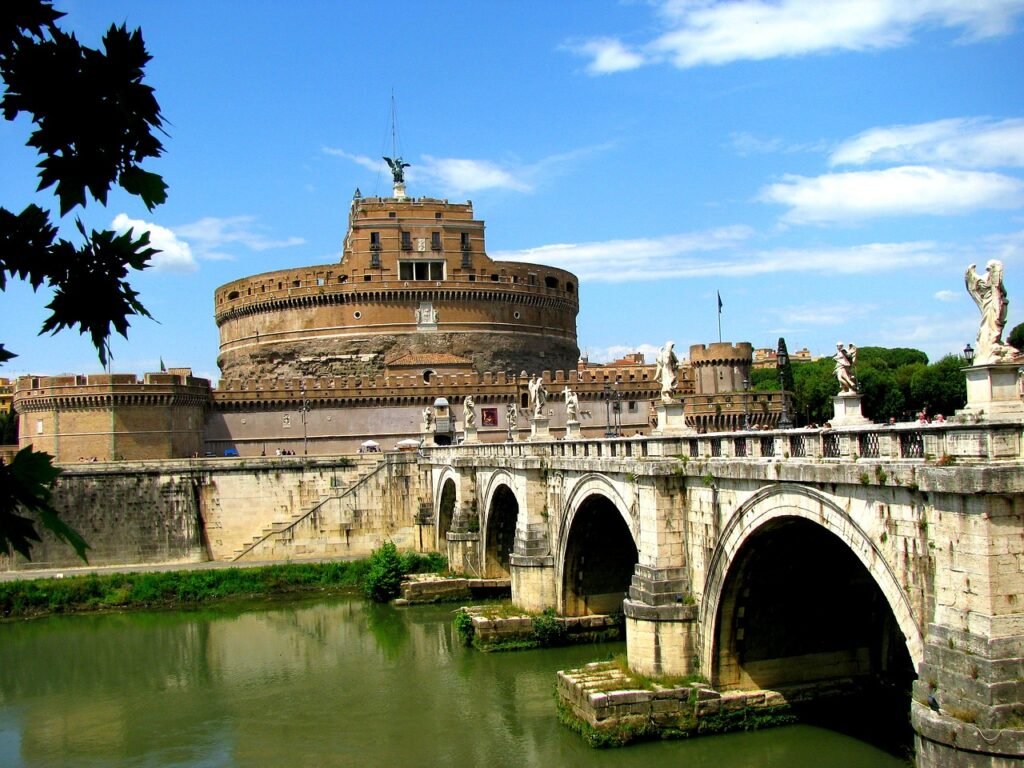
752;346;814;369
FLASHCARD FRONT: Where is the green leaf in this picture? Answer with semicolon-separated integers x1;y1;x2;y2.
0;344;15;364
119;167;167;211
0;446;89;562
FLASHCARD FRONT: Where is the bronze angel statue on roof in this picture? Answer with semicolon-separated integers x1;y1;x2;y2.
383;156;410;184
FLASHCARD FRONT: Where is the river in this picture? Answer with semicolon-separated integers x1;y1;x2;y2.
0;596;911;767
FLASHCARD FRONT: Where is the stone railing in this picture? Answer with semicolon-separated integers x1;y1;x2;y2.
426;419;1023;464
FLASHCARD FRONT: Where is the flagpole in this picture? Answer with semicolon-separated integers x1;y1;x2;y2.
717;291;722;343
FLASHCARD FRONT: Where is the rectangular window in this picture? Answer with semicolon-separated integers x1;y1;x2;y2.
370;232;380;249
36;419;43;435
431;231;442;250
401;231;412;250
460;232;470;250
398;261;445;281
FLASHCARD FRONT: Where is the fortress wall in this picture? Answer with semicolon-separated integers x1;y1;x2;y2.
0;456;421;572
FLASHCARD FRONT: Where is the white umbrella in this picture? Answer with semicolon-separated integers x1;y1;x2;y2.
360;440;380;449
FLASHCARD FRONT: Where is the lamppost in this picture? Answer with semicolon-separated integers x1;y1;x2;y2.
299;386;312;455
742;377;750;431
604;382;614;438
963;343;975;366
776;343;793;429
612;378;622;436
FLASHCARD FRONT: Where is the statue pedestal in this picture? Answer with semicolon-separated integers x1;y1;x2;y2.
529;416;551;441
959;362;1024;421
463;424;479;444
831;393;870;426
653;402;691;435
564;420;581;440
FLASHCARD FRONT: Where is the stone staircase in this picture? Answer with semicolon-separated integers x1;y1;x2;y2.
224;457;384;562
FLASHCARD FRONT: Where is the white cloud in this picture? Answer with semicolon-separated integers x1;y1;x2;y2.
494;229;944;282
765;301;879;328
111;214;196;273
174;216;305;257
760;166;1024;223
567;37;646;74
570;0;1024;71
830;117;1024;168
323;144;614;196
934;289;958;302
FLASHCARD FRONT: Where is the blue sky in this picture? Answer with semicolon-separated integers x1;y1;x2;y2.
2;0;1023;383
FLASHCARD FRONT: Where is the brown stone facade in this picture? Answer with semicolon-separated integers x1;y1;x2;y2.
13;371;211;463
214;195;580;380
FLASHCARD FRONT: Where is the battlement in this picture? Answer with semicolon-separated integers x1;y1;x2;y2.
688;342;754;365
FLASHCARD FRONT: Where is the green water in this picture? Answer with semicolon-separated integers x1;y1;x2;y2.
0;597;910;767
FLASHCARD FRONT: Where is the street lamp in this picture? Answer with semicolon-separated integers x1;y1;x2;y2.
742;377;750;431
604;382;614;438
776;343;793;429
612;378;622;437
963;343;975;365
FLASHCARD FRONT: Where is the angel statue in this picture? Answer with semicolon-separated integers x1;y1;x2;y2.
653;341;679;403
464;395;476;429
383;156;410;184
563;386;579;422
834;342;858;394
965;260;1017;364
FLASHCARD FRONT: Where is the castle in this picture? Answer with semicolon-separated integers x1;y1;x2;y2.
12;185;788;460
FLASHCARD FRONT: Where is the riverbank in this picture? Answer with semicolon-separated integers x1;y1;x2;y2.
0;552;444;619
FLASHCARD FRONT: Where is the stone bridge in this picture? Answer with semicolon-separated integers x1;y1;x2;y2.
424;422;1024;768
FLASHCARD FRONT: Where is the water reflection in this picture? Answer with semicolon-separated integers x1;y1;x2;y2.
0;597;910;767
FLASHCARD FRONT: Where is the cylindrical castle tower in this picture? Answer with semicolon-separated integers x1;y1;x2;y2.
215;193;580;380
688;342;754;395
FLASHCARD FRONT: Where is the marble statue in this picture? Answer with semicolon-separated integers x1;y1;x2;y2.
563;386;579;422
383;156;410;184
965;260;1017;364
506;403;518;432
423;406;433;428
653;341;679;403
833;342;858;394
464;396;476;428
528;375;547;418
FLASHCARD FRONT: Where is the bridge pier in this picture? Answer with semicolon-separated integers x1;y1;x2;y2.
624;565;700;677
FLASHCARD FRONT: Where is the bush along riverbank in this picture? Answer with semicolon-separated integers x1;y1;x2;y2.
0;547;447;619
454;605;625;651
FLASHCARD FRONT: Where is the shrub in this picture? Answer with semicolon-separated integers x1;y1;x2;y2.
363;541;405;602
454;609;475;645
531;607;567;647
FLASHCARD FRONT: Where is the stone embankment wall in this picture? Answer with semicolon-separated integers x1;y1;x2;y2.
1;455;429;572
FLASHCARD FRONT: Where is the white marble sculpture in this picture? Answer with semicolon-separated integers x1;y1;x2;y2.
464;395;476;428
423;406;433;429
528;375;547;418
653;341;679;403
833;342;858;394
965;260;1018;364
563;386;579;422
506;403;518;433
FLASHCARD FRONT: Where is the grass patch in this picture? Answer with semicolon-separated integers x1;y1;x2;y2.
0;554;447;619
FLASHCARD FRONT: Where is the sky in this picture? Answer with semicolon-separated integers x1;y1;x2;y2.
2;0;1023;384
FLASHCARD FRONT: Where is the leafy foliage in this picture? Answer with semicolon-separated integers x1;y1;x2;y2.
1009;321;1024;352
1;1;166;366
752;346;966;424
0;406;16;444
1;1;167;560
0;446;88;561
363;541;406;602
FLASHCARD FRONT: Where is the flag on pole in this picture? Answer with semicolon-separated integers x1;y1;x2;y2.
159;357;166;372
717;291;723;313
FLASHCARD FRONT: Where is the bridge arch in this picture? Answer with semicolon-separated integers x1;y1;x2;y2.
480;470;522;579
701;483;922;692
557;474;639;616
433;467;460;552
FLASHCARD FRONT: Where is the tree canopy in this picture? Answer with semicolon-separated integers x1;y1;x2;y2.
1;0;166;560
752;346;967;425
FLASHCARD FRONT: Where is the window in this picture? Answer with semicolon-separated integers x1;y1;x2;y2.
36;419;44;435
370;232;381;249
399;261;445;281
422;370;434;383
401;231;412;250
628;401;637;412
528;273;536;286
460;232;470;250
431;232;441;250
227;290;239;300
292;279;300;287
544;276;559;289
316;277;325;286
